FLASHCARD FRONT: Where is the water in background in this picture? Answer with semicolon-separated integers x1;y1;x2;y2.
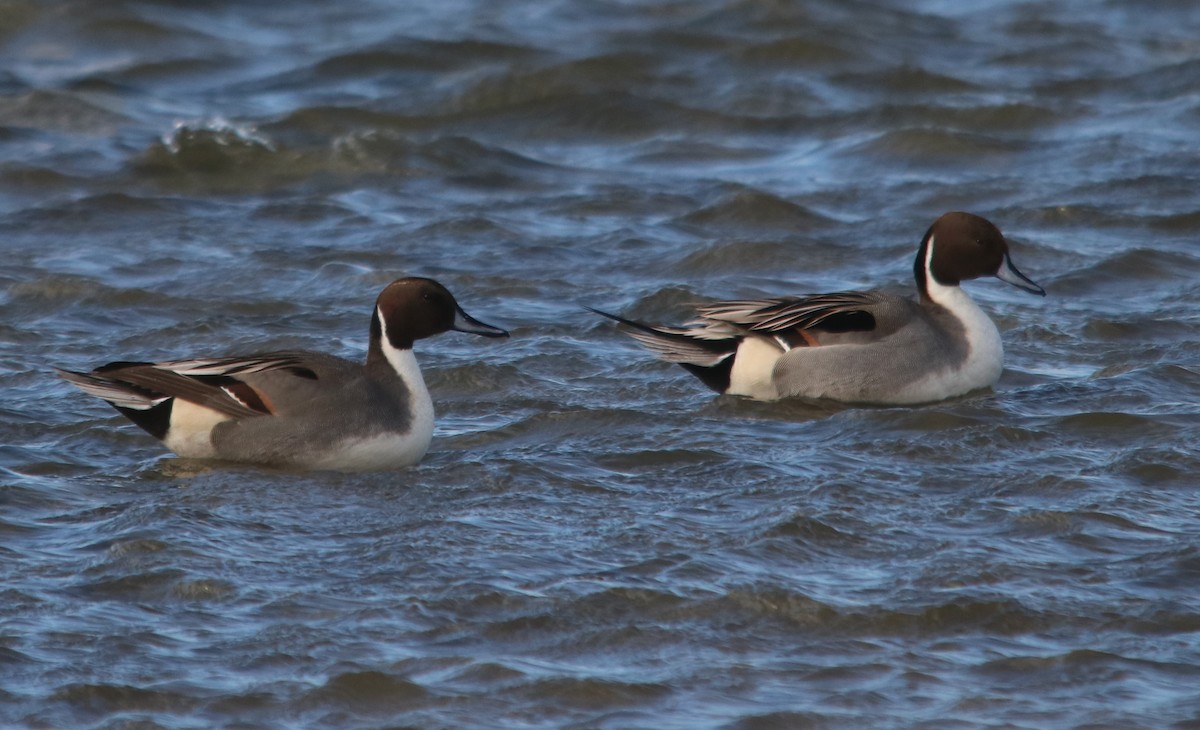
3;1;1200;727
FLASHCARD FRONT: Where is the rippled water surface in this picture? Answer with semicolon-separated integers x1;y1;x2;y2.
4;1;1200;727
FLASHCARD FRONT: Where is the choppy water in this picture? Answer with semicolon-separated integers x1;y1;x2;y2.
3;1;1200;727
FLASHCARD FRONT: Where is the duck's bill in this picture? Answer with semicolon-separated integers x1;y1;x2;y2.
453;308;510;337
996;255;1046;296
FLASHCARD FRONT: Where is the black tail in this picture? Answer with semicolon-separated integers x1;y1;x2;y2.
57;367;175;440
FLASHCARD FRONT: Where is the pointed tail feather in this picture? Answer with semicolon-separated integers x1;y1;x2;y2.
56;368;167;410
586;307;738;367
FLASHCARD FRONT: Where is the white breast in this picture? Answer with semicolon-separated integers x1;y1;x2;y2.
336;310;436;470
306;344;433;471
904;241;1004;401
381;333;434;437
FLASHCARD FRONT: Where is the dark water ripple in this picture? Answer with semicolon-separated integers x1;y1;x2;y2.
4;0;1200;727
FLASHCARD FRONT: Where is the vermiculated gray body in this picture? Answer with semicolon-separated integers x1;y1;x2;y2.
771;293;968;403
206;351;417;466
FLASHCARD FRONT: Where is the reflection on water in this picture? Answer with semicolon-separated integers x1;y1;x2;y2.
3;0;1200;727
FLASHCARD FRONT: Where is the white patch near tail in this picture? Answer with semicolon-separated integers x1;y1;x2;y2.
727;336;785;400
162;401;229;458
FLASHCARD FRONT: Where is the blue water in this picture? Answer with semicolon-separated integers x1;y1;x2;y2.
3;1;1200;727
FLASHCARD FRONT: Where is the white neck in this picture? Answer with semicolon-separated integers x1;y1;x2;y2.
921;235;1004;392
922;234;956;305
377;307;435;457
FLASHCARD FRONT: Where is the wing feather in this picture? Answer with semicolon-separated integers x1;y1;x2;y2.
588;307;737;366
149;354;310;377
696;292;878;335
63;351;329;422
56;368;168;410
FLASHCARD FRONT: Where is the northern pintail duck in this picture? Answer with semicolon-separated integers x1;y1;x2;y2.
592;212;1045;404
59;277;508;470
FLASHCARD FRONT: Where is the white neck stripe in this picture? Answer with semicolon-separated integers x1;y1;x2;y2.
915;233;1005;394
923;233;956;305
375;305;435;460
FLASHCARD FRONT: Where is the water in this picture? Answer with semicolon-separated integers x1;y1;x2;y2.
3;0;1200;727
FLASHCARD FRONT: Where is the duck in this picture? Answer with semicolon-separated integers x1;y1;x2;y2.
58;277;508;470
590;212;1045;404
